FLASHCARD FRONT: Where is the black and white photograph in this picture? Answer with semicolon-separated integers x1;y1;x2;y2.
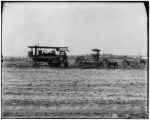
1;1;148;119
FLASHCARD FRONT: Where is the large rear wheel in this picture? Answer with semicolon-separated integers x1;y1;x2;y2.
47;58;55;67
64;61;68;67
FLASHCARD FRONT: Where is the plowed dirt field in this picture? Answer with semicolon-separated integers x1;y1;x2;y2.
2;64;147;118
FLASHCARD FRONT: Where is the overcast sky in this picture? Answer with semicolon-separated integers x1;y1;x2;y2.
2;2;147;56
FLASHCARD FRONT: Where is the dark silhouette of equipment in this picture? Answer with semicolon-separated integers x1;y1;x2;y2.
74;48;103;68
28;45;69;67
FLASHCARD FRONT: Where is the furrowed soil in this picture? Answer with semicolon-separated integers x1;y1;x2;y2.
2;62;148;118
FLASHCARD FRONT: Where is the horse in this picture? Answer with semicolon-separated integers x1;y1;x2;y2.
108;62;118;69
140;59;146;66
122;59;140;68
103;58;118;69
123;59;130;66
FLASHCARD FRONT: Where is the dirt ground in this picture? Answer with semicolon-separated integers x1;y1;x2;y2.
2;62;148;118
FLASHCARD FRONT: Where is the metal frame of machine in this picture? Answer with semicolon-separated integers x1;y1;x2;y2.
28;45;69;67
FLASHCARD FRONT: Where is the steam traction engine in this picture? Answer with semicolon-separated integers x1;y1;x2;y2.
28;45;69;67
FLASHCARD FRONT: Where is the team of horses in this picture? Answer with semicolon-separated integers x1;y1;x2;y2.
75;56;147;69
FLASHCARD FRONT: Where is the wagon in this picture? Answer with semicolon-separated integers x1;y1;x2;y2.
28;45;69;67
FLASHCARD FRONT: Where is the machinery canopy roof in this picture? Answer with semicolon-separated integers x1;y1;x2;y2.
28;46;69;52
91;48;101;52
